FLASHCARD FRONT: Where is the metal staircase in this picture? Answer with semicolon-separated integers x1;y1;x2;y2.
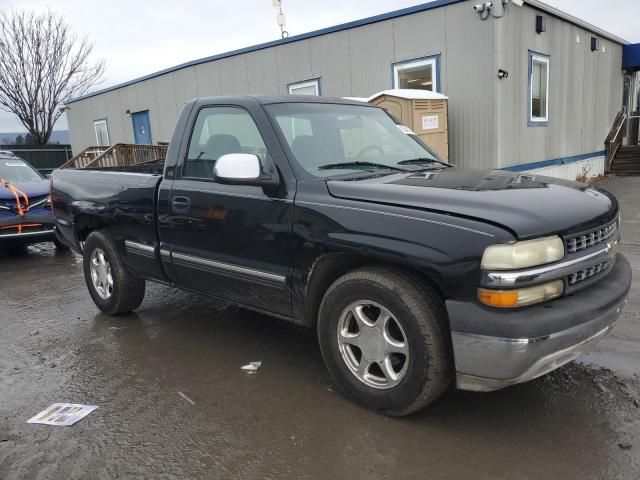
606;110;640;175
610;146;640;174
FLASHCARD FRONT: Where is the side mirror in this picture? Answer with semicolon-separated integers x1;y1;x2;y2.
213;153;279;189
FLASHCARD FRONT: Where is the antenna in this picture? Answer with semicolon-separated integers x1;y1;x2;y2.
272;0;289;38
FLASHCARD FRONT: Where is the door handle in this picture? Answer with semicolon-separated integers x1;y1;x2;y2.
171;196;191;213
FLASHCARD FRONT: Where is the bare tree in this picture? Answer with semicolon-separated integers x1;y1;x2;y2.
0;10;105;144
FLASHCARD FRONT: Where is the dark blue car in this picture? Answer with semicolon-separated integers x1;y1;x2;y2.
0;155;63;249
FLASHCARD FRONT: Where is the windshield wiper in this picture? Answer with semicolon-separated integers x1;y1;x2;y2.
318;161;409;172
397;158;451;168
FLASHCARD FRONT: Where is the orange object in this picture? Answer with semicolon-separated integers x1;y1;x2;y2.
1;223;42;230
1;177;30;234
477;288;519;308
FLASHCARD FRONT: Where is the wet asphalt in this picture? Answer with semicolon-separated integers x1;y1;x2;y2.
1;177;639;480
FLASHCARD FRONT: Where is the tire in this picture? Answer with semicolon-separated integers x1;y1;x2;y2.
83;230;146;315
317;267;452;416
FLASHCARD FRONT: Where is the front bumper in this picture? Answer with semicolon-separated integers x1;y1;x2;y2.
0;211;55;244
448;254;632;392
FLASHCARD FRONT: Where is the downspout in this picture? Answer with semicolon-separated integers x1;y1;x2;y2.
493;4;504;168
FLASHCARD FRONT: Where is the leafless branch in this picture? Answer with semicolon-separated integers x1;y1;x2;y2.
0;10;105;144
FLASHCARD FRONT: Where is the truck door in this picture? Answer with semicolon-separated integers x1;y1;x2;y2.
158;104;294;317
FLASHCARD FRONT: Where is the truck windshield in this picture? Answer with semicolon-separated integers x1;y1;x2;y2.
266;103;442;177
0;158;43;182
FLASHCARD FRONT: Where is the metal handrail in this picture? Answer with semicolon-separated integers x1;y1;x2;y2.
612;112;626;142
605;110;627;172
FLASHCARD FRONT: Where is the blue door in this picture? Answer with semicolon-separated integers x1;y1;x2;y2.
132;111;152;144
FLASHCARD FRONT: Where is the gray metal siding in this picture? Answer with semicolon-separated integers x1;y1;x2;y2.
67;0;496;166
246;49;280;95
219;56;250;95
441;1;496;168
194;63;221;98
496;3;623;169
309;31;352;96
275;41;314;94
66;0;620;175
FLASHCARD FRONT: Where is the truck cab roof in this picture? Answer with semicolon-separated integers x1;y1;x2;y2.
188;95;374;108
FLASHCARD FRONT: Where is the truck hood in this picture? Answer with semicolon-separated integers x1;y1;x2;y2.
0;180;49;200
326;168;618;239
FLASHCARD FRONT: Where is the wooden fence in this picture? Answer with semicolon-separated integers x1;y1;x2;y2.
84;144;168;169
59;144;167;170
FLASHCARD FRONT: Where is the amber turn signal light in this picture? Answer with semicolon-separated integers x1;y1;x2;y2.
478;280;564;308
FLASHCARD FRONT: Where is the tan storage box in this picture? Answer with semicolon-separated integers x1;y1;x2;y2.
368;89;449;162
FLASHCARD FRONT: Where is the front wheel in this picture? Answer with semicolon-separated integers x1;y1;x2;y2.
83;231;146;315
317;267;452;416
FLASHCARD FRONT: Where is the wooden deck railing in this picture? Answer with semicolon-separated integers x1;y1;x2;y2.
605;110;626;172
59;146;109;169
83;144;168;169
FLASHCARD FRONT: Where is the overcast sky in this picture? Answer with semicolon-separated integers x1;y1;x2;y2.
0;0;638;133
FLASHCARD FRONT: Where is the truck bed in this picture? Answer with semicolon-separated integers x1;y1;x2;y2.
51;168;163;253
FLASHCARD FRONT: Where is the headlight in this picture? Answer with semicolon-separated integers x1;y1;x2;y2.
481;236;564;270
478;280;564;308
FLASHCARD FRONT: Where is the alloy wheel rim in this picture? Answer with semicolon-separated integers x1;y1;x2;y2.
90;248;113;299
337;300;409;389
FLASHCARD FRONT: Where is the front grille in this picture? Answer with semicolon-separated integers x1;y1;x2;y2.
566;221;617;254
0;195;48;212
567;259;612;285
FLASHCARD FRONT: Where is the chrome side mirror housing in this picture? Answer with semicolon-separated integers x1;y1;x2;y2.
213;153;279;188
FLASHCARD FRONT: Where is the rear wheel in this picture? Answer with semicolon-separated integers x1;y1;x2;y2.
83;231;145;315
317;267;452;416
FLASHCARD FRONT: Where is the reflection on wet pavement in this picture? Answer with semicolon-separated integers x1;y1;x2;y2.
2;178;640;479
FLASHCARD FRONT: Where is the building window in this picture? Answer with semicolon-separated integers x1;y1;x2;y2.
529;52;549;125
94;119;110;146
288;79;320;96
393;56;439;92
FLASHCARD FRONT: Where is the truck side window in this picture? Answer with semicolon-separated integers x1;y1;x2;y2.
184;107;269;179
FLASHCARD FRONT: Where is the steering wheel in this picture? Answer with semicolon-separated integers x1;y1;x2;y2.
355;145;384;159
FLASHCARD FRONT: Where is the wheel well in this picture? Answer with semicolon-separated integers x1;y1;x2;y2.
74;214;106;243
303;254;446;327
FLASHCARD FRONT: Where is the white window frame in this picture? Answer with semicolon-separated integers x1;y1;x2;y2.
288;79;320;96
393;57;438;92
529;53;550;125
93;119;110;146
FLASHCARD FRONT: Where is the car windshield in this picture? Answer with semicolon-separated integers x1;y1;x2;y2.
266;102;442;178
0;158;43;182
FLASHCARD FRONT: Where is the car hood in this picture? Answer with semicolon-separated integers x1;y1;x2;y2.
0;180;50;200
326;168;618;239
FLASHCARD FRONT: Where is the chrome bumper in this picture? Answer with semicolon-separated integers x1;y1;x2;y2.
0;229;55;240
450;254;631;392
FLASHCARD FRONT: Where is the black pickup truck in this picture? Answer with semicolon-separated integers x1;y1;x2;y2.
52;96;631;416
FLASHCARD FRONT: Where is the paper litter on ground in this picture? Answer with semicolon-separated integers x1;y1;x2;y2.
241;361;262;372
27;403;98;426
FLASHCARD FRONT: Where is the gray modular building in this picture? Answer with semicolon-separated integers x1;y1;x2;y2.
66;0;640;179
